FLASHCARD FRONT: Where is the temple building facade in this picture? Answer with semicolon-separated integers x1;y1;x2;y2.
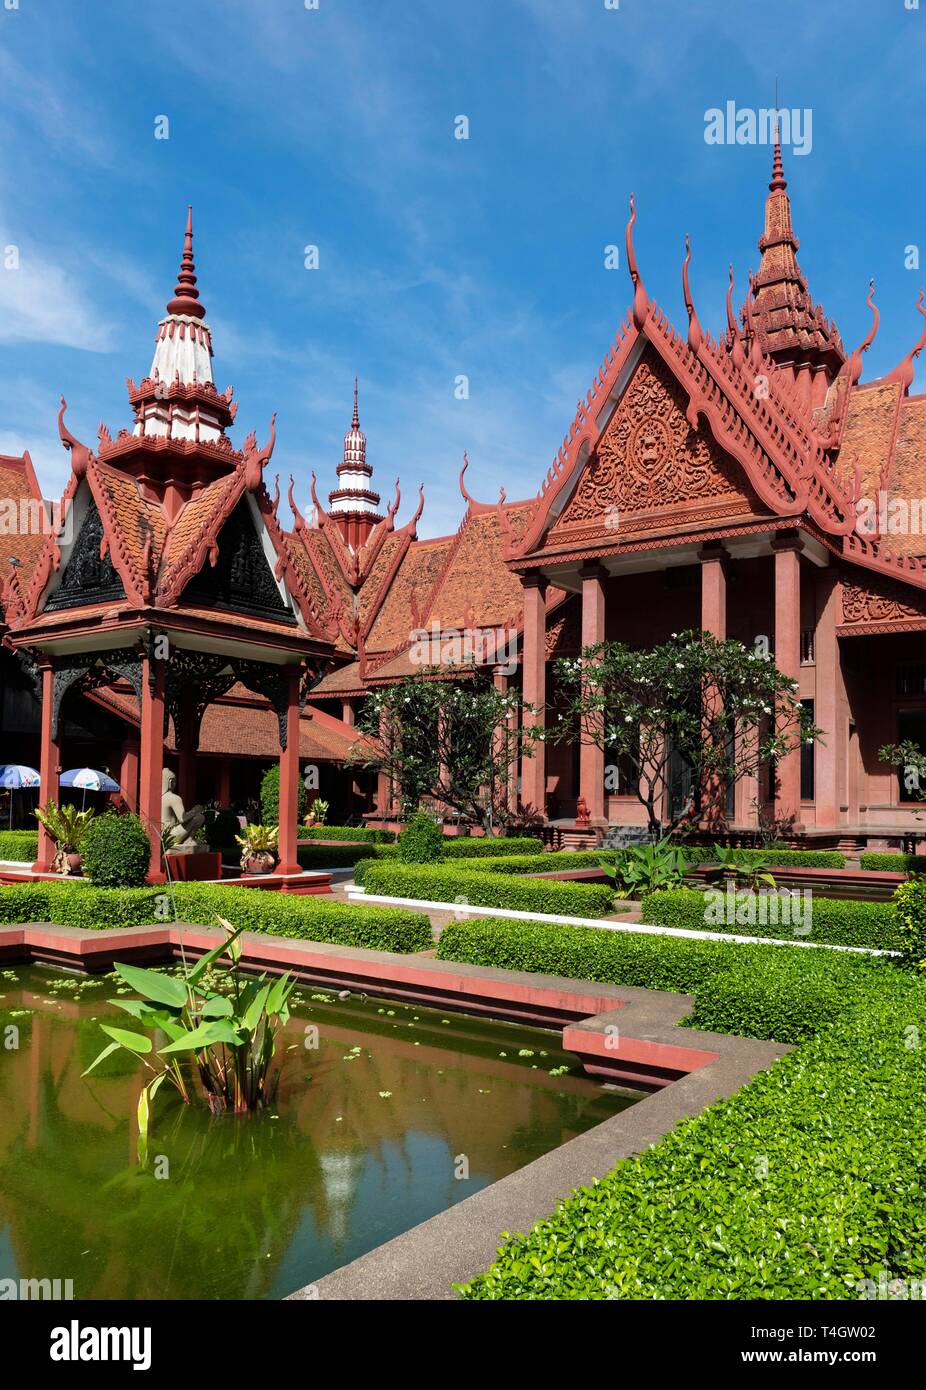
4;145;926;853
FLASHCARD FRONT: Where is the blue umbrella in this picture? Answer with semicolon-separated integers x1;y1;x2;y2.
0;765;40;789
0;765;40;829
60;767;120;810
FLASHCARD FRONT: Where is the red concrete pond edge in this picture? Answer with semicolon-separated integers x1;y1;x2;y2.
0;920;789;1301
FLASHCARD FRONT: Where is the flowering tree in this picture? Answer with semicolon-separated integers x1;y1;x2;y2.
352;673;537;833
553;629;819;837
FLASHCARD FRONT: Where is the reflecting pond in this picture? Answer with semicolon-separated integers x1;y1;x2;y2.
0;964;635;1299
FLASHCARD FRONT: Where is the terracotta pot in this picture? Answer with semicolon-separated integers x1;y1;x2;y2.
244;852;275;876
66;852;83;876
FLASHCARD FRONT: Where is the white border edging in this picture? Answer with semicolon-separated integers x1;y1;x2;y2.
345;885;900;957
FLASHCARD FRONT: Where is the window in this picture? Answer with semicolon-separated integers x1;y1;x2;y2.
800;698;814;801
896;708;926;802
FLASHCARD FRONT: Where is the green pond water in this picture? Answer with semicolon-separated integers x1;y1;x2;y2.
0;964;634;1300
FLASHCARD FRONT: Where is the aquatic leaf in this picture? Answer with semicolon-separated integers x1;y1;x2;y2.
158;1020;243;1054
80;1040;122;1077
113;962;187;1009
99;1024;153;1054
201;994;234;1019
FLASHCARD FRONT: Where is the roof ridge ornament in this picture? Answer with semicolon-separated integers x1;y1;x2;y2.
626;193;649;330
682;233;702;352
883;288;926;395
166;207;205;321
846;280;879;385
726;264;746;370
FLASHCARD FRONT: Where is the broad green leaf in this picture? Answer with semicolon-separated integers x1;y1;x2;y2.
200;994;234;1019
100;1023;153;1054
114;962;187;1008
265;974;294;1017
242;982;272;1034
158;1020;243;1054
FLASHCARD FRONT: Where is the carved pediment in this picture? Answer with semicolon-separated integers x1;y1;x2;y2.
840;574;926;632
180;499;296;625
44;502;126;612
551;349;762;539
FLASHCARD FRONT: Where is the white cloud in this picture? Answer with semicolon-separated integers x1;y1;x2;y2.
0;239;114;352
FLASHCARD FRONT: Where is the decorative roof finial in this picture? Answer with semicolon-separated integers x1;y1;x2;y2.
726;264;746;370
682;234;702;352
769;126;787;193
626;193;649;330
166;206;205;320
352;376;360;430
884;289;926;395
847;279;879;385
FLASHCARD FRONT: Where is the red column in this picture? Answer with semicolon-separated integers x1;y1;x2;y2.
34;663;61;871
520;574;547;818
341;698;356;728
276;665;302;874
119;742;139;814
177;688;197;807
216;759;231;806
774;536;803;831
139;652;167;883
699;543;727;638
814;569;841;827
578;563;606;821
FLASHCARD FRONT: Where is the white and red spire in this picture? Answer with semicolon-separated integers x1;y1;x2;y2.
149;206;215;393
328;379;383;549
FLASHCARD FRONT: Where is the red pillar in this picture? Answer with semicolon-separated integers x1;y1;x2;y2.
520;574;547;818
119;742;139;814
177;688;197;808
578;563;606;821
34;663;61;871
139;653;167;883
699;543;727;638
814;569;841;828
774;536;803;831
699;544;728;828
276;665;302;874
341;698;356;727
216;759;232;806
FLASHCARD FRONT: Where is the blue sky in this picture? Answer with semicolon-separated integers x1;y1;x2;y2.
1;0;924;536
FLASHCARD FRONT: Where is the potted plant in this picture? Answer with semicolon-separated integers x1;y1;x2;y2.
34;799;95;875
303;798;329;829
235;822;279;874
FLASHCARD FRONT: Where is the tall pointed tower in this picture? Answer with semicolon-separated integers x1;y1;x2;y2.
114;208;238;519
327;380;383;550
745;136;845;408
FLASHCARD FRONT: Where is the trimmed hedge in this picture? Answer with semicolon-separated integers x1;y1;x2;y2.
860;851;926;873
642;886;901;951
893;875;926;971
438;836;544;858
300;825;396;843
260;763;307;825
451;851;605;876
83;814;150;887
0;830;38;862
689;846;846;869
355;861;616;917
458;970;926;1300
436;916;897;1045
296;843;378;870
398;811;444;863
0;880;432;954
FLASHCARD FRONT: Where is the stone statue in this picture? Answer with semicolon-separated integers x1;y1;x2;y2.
161;768;205;851
575;795;591;827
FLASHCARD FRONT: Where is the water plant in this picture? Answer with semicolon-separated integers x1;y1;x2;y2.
597;835;687;898
83;919;295;1157
707;844;777;892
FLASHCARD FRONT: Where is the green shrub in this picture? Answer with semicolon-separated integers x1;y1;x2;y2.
299;825;395;843
82;814;151;887
688;847;846;869
259;764;307;825
357;861;617;917
438;836;544;858
450;851;604;875
458;971;926;1300
892;875;926;971
436;916;894;1044
860;852;926;873
0;830;38;862
0;880;432;954
397;811;444;863
642;886;901;951
296;843;378;870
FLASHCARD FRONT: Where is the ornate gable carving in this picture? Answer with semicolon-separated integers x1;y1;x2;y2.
44;503;127;612
180;499;296;624
840;574;926;632
552;350;756;535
